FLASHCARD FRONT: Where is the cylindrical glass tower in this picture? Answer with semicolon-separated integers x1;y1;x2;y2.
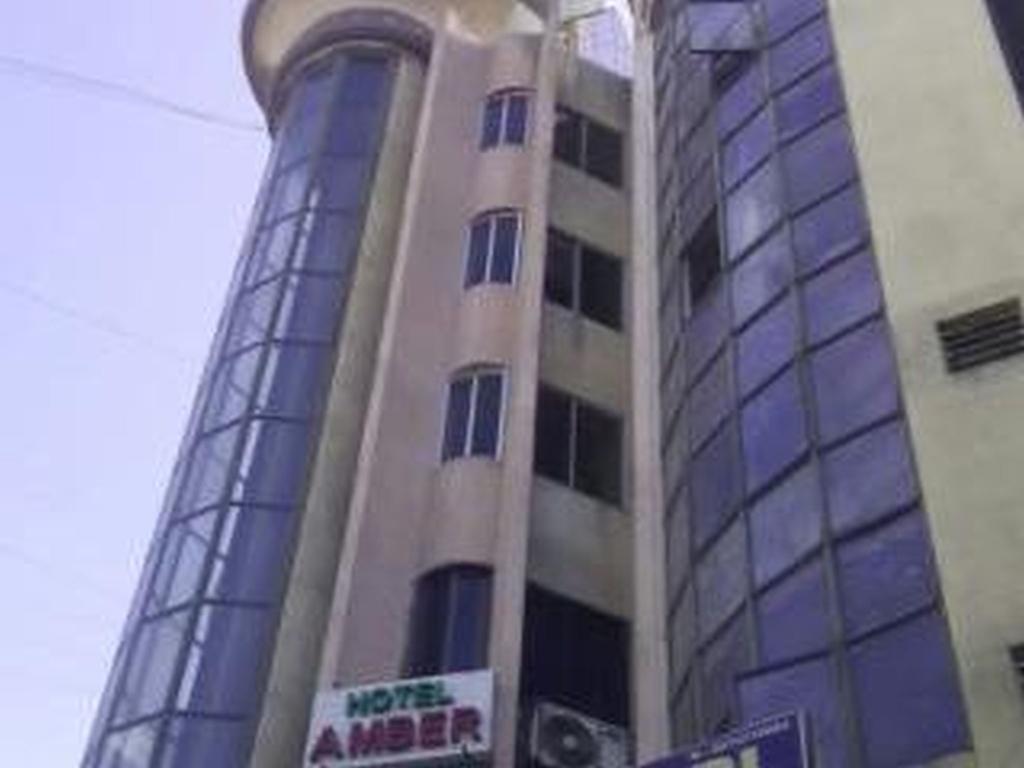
84;42;405;768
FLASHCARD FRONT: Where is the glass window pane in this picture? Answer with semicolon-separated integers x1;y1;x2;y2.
312;156;369;212
769;17;832;90
669;586;697;688
585;119;624;186
731;229;793;327
716;58;765;138
793;185;868;276
291;211;359;275
336;56;392;107
824;420;918;534
811;321;899;444
700;613;750;733
274;275;343;342
696;518;747;641
666;490;691;598
838;511;935;637
470;373;503;457
777;62;843;142
206;506;292;603
803;249;882;344
490;214;519;283
726;160;784;259
575;402;623;504
176;605;271;715
481;95;503;148
683;212;723;309
231;419;312;506
264;161;312;223
274;67;332;169
160;717;248;768
405;569;446;676
246;217;298;285
445;568;493;671
741;367;808;494
177;425;240;515
534;386;573;483
443;378;472;460
226;278;281;354
850;613;970;766
256;343;328;419
749;461;823;586
325;104;379;157
737;293;798;396
203;347;260;431
554;107;583;166
688;351;732;450
757;558;831;664
147;511;218;615
691;420;743;550
763;0;826;42
544;229;576;307
721;108;773;190
465;218;491;288
782;116;856;211
685;278;728;380
98;720;160;768
113;608;190;724
671;678;699;749
739;655;850;768
579;247;623;329
505;94;528;144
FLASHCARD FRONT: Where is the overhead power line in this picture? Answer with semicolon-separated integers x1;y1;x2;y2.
0;52;265;134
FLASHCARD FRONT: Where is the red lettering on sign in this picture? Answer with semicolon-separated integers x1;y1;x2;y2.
348;720;388;758
309;726;344;763
387;715;416;753
419;711;447;749
450;707;482;745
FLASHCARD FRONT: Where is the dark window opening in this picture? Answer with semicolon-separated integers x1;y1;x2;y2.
544;228;623;329
534;384;622;505
985;0;1024;108
519;585;630;726
481;90;531;148
465;210;522;287
682;212;723;313
405;565;493;676
553;106;624;188
442;370;505;460
1011;644;1024;698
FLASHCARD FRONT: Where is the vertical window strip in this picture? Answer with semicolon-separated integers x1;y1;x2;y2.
464;211;522;288
442;370;505;461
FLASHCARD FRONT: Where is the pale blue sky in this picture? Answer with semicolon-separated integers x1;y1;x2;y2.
0;2;268;762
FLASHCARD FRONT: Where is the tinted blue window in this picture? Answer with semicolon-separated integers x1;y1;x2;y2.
850;613;969;766
792;185;868;275
669;586;697;686
491;214;519;284
315;156;370;211
256;343;328;420
471;373;503;456
762;0;826;42
160;717;248;768
203;348;260;430
741;366;808;493
757;558;831;664
231;419;312;507
737;293;798;396
701;614;750;732
147;512;218;615
777;63;843;141
685;280;729;380
716;58;765;138
206;507;292;603
274;275;343;342
689;352;732;449
291;212;360;274
442;378;472;460
691;419;743;549
726;160;784;259
731;229;793;327
782;117;856;211
749;461;823;586
769;17;831;90
696;519;748;641
802;248;882;344
721;108;773;190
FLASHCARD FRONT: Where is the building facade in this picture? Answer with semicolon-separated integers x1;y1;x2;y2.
84;1;1024;767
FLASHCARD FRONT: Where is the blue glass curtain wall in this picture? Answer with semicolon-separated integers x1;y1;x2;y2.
654;1;970;766
86;49;396;768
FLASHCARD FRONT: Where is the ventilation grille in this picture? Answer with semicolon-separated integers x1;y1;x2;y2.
1012;645;1024;697
936;298;1024;372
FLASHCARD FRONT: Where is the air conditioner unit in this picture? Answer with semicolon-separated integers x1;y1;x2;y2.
531;701;631;768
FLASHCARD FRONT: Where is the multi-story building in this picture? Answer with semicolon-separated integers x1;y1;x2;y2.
84;1;1024;767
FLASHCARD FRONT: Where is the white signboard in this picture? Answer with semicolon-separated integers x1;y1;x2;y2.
305;669;494;767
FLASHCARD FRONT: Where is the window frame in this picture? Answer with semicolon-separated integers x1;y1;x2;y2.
553;104;625;188
441;367;507;462
481;89;531;149
463;209;523;289
544;227;624;330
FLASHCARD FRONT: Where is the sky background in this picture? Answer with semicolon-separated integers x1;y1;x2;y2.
0;1;267;762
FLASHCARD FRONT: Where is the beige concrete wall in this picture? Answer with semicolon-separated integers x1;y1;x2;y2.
829;1;1024;765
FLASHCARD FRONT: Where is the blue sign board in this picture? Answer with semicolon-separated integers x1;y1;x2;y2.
643;713;809;768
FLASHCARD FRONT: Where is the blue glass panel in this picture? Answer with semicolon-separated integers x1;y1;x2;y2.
793;185;868;276
688;351;732;449
159;717;248;768
98;721;160;768
147;511;219;615
737;293;798;396
203;347;260;431
206;507;292;603
777;62;843;142
749;461;823;586
838;511;935;636
291;211;360;275
811;322;899;444
802;248;882;344
671;679;698;749
716;58;765;138
666;489;691;597
336;57;392;107
769;17;832;90
231;419;312;507
246;217;298;285
256;343;328;420
824;420;918;534
741;367;808;493
850;613;969;766
763;0;826;41
782;117;856;211
177;425;240;516
325;104;381;157
275;67;332;169
722;108;773;190
113;608;190;724
685;279;729;380
697;518;747;641
225;278;281;354
313;156;370;212
701;614;750;732
731;229;793;326
273;275;343;343
739;655;850;768
264;161;312;223
758;558;831;664
691;420;743;549
726;160;784;259
176;605;271;715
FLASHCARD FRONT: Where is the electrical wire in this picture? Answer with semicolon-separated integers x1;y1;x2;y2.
0;52;264;134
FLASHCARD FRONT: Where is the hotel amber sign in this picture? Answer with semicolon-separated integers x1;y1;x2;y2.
306;670;494;767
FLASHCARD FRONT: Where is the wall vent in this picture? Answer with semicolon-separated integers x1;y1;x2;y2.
936;297;1024;372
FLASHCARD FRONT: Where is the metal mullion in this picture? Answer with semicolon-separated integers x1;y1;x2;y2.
465;374;480;458
568;395;579;491
148;53;343;767
486;214;498;283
